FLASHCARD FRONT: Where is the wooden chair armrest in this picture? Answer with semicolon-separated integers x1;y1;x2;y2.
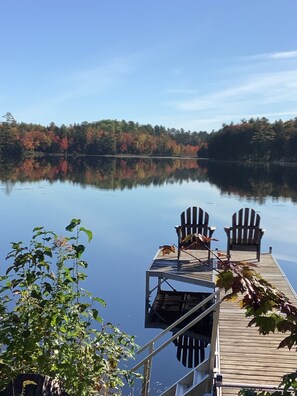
208;226;216;237
259;228;265;237
224;227;231;236
175;225;181;234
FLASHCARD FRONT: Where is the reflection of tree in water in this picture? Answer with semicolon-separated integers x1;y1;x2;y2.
1;157;297;202
198;160;297;203
0;157;208;193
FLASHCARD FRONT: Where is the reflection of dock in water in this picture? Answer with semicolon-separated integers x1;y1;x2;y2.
145;248;215;335
146;288;212;369
145;249;215;372
146;289;212;340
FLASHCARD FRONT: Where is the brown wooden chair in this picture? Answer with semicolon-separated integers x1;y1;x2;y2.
175;206;216;261
224;208;265;261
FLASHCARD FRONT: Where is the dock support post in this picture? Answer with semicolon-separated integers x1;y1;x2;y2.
145;272;150;325
141;344;154;396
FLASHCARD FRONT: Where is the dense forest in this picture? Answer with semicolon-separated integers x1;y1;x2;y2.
200;117;297;161
1;114;297;161
0;115;208;157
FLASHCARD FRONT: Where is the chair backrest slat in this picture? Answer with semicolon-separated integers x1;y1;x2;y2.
243;208;250;242
231;208;261;244
192;206;198;234
248;209;256;243
186;207;192;235
180;206;210;238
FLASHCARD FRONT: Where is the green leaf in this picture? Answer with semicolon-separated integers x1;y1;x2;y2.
73;244;85;258
65;218;81;231
93;296;106;307
5;266;15;275
248;315;277;335
77;260;88;268
77;272;87;280
44;247;53;257
278;335;296;350
216;270;234;291
44;282;53;293
79;227;93;242
79;303;91;312
92;308;103;323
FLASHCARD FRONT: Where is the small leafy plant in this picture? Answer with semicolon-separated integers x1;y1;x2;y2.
0;219;138;395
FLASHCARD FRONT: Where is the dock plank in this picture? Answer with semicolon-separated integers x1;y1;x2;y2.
218;252;297;396
148;248;215;288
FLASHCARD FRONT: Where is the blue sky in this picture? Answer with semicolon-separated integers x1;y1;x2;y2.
1;0;297;132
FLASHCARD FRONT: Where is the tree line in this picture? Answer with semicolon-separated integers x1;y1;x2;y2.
200;117;297;161
2;115;297;160
0;118;208;157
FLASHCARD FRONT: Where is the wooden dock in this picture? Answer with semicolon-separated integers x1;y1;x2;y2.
146;248;297;395
218;251;297;396
147;248;215;289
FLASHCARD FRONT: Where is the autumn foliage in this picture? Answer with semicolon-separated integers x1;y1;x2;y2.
0;119;206;157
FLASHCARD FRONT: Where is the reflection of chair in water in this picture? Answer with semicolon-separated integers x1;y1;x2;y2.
173;334;207;368
224;208;265;261
175;207;216;261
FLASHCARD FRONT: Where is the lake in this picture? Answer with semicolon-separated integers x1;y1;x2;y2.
0;157;296;394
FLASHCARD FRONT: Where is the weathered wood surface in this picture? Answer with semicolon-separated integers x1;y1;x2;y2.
148;248;215;288
219;251;297;396
148;248;296;395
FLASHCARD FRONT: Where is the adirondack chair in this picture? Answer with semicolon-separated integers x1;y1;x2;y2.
175;207;216;261
224;208;265;261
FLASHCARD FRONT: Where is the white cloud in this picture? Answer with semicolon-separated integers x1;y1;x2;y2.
246;50;297;61
171;69;297;114
269;51;297;59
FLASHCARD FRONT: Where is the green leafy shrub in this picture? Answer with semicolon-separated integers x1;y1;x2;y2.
0;219;138;395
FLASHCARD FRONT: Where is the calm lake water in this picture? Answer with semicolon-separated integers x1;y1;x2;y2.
0;157;296;394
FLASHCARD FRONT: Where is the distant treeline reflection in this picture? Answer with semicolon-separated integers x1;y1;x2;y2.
1;157;297;203
0;157;207;191
202;161;297;203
